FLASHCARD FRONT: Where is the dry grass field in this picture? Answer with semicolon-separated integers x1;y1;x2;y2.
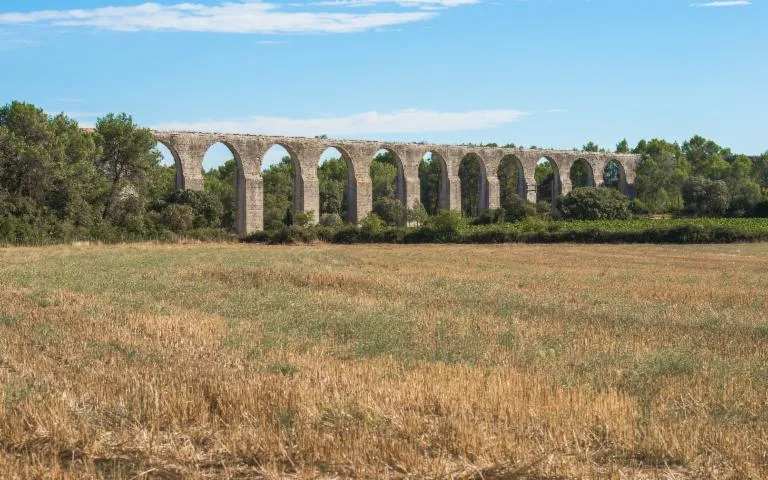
0;243;767;479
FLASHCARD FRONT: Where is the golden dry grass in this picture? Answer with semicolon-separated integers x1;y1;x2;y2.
0;243;767;479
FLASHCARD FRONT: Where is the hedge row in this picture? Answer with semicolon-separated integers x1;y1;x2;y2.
244;221;768;245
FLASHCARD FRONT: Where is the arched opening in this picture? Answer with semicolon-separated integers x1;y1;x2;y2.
498;154;526;213
603;159;625;190
419;151;447;216
536;157;561;204
318;147;353;225
569;158;595;189
370;149;406;226
261;144;295;231
153;141;180;195
458;153;487;218
201;142;239;231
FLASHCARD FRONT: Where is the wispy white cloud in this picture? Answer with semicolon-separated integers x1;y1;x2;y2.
0;1;461;34
312;0;480;9
690;1;750;7
546;108;567;113
152;108;529;136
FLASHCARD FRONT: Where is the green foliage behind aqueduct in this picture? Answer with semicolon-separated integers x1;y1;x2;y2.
2;100;768;245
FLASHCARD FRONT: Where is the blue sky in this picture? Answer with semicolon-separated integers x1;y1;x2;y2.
1;0;766;169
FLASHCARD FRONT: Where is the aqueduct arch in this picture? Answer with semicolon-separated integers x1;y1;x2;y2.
458;152;490;217
570;158;595;189
152;131;641;235
155;139;185;190
369;148;409;225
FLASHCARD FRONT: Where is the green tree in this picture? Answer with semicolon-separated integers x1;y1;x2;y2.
94;113;159;222
682;176;730;216
318;157;347;218
47;113;104;228
535;161;554;203
0;102;103;236
459;155;482;218
0;102;58;205
419;156;441;215
583;141;599;152
204;159;237;230
634;139;688;213
616;139;630;154
755;152;768;188
570;160;592;188
726;155;762;216
682;135;731;179
370;151;398;201
147;163;177;208
263;157;294;230
498;156;521;215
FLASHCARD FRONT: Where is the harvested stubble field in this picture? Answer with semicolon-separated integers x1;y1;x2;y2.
0;244;767;479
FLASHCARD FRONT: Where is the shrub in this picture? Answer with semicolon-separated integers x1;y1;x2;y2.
421;210;464;243
503;195;533;222
110;196;148;235
360;214;386;236
265;217;287;232
728;180;762;217
629;199;650;216
518;216;548;233
535;201;552;219
243;230;272;244
682;177;730;216
751;200;768;218
332;226;362;244
372;197;406;226
159;204;195;233
167;189;224;228
319;213;343;227
426;210;464;232
475;208;506;225
407;202;429;226
273;226;319;244
559;187;631;220
294;210;315;227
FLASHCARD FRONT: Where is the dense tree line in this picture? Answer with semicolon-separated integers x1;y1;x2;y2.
1;101;767;244
632;137;768;217
0;102;179;243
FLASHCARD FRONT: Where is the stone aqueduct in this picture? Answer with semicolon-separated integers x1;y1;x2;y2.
153;131;641;236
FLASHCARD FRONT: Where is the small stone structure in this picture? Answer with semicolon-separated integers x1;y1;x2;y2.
153;131;641;236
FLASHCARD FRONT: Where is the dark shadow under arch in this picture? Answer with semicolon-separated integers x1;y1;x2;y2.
603;159;626;191
536;156;561;203
498;154;527;204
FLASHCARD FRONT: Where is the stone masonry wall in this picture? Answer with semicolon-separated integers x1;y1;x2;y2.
154;131;641;236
